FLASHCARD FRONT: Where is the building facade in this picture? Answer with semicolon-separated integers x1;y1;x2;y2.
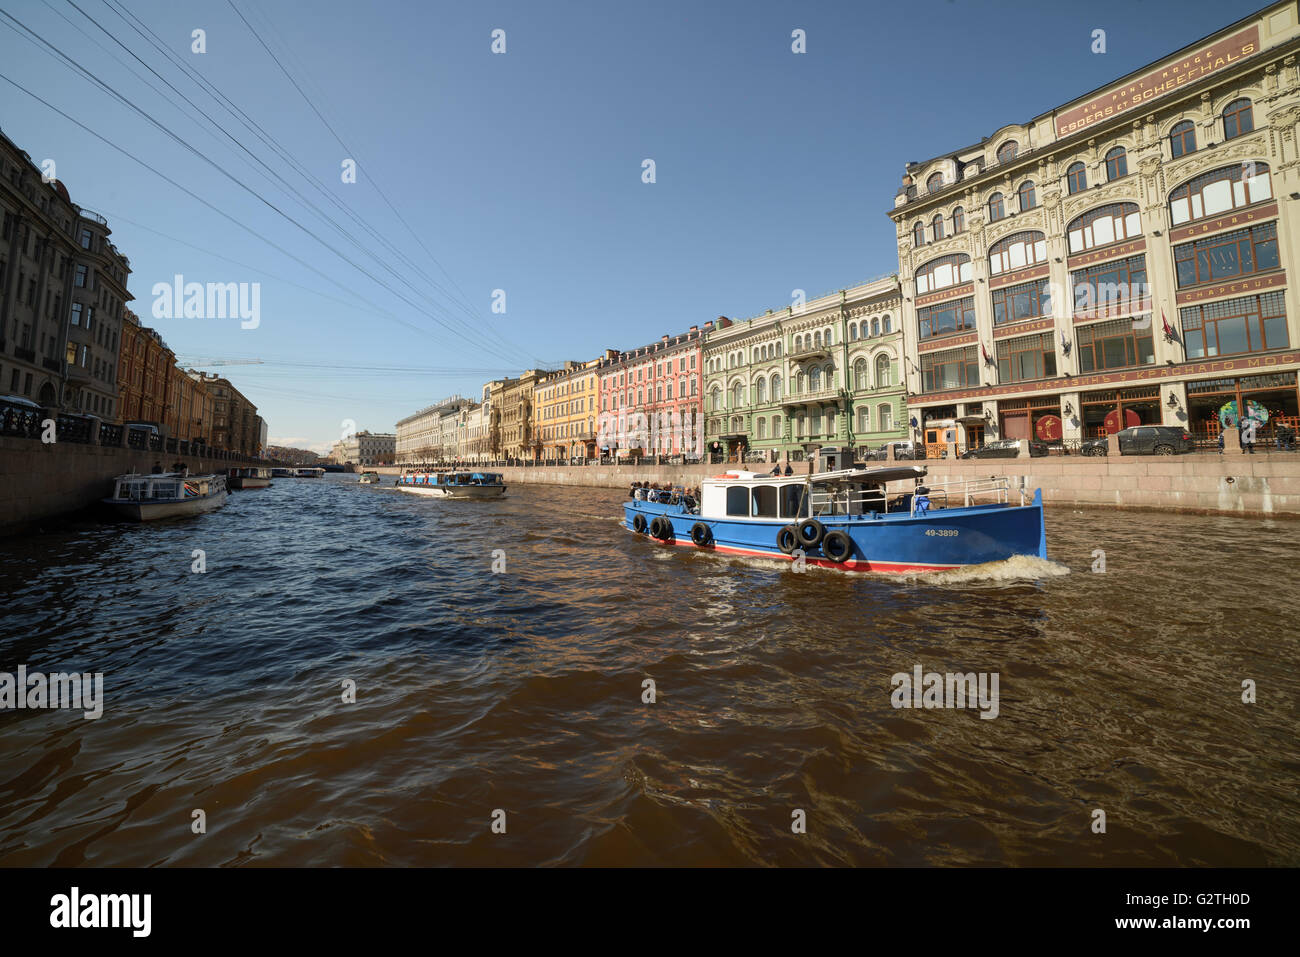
396;396;468;464
196;373;258;455
489;369;549;461
891;1;1300;452
535;354;613;461
701;278;908;463
1;129;132;417
335;430;395;466
596;325;706;458
117;308;174;426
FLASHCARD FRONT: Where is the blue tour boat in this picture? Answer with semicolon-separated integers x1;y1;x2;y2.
395;470;507;500
623;465;1046;573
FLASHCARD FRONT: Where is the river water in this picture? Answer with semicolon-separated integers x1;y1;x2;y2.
0;474;1296;866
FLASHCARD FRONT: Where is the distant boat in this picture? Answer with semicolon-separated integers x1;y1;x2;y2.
624;465;1046;573
228;467;272;489
103;472;228;521
271;467;296;478
294;467;325;478
395;470;506;499
358;471;381;484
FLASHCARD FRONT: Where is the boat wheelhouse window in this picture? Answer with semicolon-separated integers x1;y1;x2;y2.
726;486;749;516
779;484;806;519
751;485;778;517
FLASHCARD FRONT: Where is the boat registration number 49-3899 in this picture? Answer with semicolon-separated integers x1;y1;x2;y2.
925;529;959;537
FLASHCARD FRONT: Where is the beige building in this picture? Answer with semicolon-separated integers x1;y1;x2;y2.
335;430;395;466
489;369;551;461
1;130;131;417
535;354;614;461
395;395;470;464
891;0;1300;452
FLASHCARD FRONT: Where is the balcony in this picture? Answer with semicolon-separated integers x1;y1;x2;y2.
13;346;35;363
787;345;831;362
42;357;60;372
782;386;840;404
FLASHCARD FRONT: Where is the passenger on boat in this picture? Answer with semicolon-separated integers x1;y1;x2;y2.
770;465;781;476
783;464;793;476
913;487;932;515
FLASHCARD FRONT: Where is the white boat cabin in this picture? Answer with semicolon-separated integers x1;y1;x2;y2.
699;467;929;521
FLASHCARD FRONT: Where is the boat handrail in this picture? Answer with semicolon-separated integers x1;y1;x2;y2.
807;474;1013;517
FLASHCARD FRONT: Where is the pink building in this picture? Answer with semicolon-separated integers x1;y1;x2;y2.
596;322;718;458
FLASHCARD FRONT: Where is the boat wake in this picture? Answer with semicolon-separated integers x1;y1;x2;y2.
904;554;1071;586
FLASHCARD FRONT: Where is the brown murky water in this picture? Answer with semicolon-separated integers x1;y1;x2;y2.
0;476;1297;865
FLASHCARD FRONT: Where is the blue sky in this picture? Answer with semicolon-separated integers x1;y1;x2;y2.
0;0;1267;451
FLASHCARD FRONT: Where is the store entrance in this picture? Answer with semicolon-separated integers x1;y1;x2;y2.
1080;387;1160;437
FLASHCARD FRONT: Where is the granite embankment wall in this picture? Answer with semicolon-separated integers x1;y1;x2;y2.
0;436;258;534
378;455;1300;518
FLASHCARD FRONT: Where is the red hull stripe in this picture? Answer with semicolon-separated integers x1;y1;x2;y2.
632;529;960;574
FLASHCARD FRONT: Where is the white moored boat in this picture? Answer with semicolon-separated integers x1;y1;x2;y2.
227;466;272;489
357;471;381;484
395;470;507;499
103;472;228;521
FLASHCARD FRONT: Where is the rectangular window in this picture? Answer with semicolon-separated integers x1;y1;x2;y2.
918;296;976;340
70;302;83;326
79;228;92;249
920;346;979;392
1179;291;1288;359
1072;254;1149;319
992;279;1052;325
74;264;88;288
1173;222;1279;288
997;333;1057;383
725;485;749;516
752;485;778;517
1076;317;1156;372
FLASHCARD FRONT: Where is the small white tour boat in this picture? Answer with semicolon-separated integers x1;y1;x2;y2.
228;466;272;489
395;470;507;499
358;471;381;484
103;472;228;521
294;467;325;478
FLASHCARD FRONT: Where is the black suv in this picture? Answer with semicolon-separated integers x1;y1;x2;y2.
1082;426;1195;456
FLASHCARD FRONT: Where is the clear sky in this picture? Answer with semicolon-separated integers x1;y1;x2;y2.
0;0;1268;452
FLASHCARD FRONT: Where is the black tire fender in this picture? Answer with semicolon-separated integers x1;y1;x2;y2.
777;524;800;555
690;522;712;546
797;518;825;549
822;530;853;563
632;513;647;534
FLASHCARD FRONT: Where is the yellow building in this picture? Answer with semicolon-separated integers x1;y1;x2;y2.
535;353;614;461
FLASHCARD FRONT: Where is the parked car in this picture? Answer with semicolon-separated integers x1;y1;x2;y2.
960;438;1048;459
1082;426;1195;456
862;441;917;461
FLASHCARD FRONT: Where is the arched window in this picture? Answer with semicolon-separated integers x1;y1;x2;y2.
825;328;833;346
1168;163;1271;227
755;378;766;403
914;253;973;294
931;213;945;240
926;172;944;193
772;414;781;436
849;322;858;340
989;230;1048;274
988;192;1005;221
1223;98;1254;140
878;404;893;432
952;206;965;233
854;358;868;390
710;387;721;411
813;331;822;348
771;374;782;399
730;382;743;408
795;370;805;394
875;354;892;388
882;315;892;333
1105;147;1127;180
809;366;821;391
871;318;881;336
775;342;781;357
997;140;1018;163
1067;202;1140;254
1066;162;1087;194
794;335;803;352
913;221;926;245
1018;180;1037;211
1170;120;1196;158
757;418;767;439
857;406;870;432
